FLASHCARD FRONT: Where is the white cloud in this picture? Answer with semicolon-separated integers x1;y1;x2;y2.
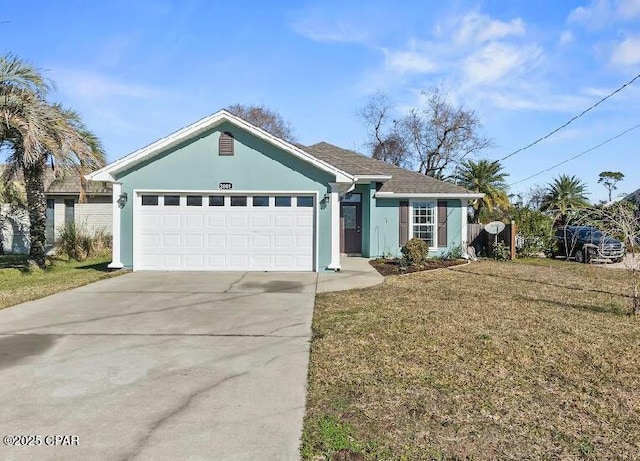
53;69;162;101
289;6;374;44
616;0;640;18
610;35;640;66
382;41;438;75
569;0;612;26
456;12;525;44
463;42;542;86
569;0;640;27
559;30;574;46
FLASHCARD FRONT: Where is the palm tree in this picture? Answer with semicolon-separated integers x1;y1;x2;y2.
0;54;105;267
455;159;511;223
540;174;589;222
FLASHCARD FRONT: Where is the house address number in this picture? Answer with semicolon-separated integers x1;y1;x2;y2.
218;182;233;190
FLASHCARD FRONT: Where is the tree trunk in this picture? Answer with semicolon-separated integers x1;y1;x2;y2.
24;158;48;268
0;215;4;255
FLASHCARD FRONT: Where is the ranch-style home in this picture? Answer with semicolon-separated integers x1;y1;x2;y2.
87;110;482;272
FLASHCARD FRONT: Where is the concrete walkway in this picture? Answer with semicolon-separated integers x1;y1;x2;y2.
317;256;384;293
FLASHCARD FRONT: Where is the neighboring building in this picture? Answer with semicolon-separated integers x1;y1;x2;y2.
88;110;482;272
45;175;112;244
0;167;112;254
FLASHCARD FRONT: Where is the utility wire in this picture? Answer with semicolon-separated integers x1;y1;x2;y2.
508;122;640;187
499;73;640;162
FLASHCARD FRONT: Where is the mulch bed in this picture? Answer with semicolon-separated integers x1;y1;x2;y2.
369;258;466;276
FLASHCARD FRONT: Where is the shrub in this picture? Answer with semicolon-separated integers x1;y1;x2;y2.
56;223;111;261
401;238;428;266
492;241;510;261
510;206;555;257
440;244;465;260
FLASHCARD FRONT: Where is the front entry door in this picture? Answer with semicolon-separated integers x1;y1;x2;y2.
340;193;362;254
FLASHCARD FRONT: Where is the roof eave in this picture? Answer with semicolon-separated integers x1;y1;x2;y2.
375;192;484;199
354;175;393;183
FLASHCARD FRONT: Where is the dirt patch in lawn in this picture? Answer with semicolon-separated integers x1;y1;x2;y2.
302;259;640;460
369;258;466;276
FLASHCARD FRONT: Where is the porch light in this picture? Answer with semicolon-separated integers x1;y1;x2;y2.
117;192;128;208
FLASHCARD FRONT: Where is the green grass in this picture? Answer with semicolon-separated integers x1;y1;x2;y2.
302;259;640;460
0;255;126;309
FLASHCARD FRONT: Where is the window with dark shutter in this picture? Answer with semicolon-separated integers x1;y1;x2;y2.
437;200;448;247
219;131;234;156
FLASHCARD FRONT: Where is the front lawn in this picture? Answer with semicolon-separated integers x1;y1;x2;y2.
0;255;125;310
302;259;640;460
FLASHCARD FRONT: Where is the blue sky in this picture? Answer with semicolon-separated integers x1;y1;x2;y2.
1;0;639;202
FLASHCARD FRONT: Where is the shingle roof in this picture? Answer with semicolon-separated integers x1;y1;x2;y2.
625;188;640;205
46;174;112;195
302;142;474;195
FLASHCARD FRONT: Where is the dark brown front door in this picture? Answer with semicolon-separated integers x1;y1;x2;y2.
340;193;362;254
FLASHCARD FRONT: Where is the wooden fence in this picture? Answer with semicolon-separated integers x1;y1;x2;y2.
467;222;516;259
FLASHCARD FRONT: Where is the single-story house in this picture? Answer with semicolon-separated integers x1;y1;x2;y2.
0;167;112;254
87;110;482;272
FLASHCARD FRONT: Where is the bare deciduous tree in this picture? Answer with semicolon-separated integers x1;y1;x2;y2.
359;87;493;178
226;104;295;142
358;92;410;167
565;203;639;315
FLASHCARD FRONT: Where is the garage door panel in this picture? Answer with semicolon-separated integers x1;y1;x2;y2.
163;234;181;247
186;234;204;247
136;193;314;271
185;254;204;269
274;216;292;227
251;215;270;227
140;215;160;227
230;234;249;248
296;235;313;248
228;215;248;228
252;234;270;248
140;233;160;247
162;254;182;269
207;234;227;247
274;235;293;248
186;214;203;227
229;254;250;270
207;216;225;227
207;255;226;268
296;215;313;227
162;215;181;227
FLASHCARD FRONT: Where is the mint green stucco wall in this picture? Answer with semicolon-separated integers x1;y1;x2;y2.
114;122;334;270
366;196;464;258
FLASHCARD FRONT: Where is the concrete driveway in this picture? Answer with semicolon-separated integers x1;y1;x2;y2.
0;271;317;461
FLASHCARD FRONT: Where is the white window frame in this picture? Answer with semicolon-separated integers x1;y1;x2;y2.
410;200;437;250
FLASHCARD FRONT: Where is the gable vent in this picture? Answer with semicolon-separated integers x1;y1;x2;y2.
219;131;234;156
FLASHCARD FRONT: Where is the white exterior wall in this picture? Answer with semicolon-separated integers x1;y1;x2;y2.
1;204;30;254
76;198;112;234
52;196;112;239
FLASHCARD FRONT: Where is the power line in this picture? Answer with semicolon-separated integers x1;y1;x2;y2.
508;122;640;187
499;73;640;162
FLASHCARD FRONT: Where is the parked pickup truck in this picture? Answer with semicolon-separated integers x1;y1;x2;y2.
554;226;625;263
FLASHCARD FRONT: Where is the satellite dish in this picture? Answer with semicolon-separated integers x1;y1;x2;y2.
485;221;506;235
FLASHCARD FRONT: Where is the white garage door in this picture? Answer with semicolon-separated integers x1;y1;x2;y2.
135;193;315;271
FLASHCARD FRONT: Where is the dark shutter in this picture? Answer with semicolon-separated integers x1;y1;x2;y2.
219;131;234;156
399;201;409;246
437;200;447;247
